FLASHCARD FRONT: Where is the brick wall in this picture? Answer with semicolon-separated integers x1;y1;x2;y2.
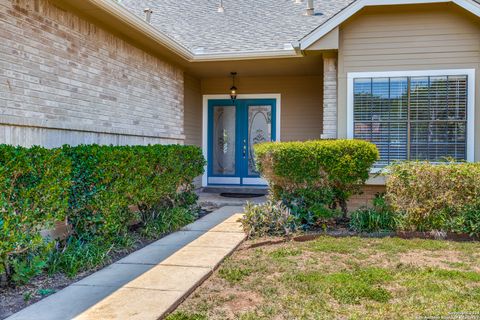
348;185;387;212
320;54;337;139
0;0;185;147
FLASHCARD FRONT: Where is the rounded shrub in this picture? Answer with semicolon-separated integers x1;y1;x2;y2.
254;139;379;220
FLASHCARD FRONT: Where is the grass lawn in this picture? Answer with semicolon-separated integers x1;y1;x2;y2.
167;236;480;320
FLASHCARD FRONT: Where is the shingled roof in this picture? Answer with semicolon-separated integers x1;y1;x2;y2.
120;0;354;55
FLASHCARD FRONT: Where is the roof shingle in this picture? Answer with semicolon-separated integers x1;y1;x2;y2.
120;0;354;55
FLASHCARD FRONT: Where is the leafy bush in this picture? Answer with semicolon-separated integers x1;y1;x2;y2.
0;144;205;286
350;194;397;233
254;140;378;220
0;146;71;285
446;203;480;237
241;201;295;238
386;161;480;233
64;144;204;239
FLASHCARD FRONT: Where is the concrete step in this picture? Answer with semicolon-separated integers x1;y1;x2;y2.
202;186;268;195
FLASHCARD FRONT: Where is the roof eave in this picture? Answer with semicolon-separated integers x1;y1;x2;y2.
56;0;304;63
76;0;194;61
192;49;302;62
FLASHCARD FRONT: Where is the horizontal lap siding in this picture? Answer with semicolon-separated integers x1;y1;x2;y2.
0;0;184;147
337;3;480;161
340;4;480;69
184;74;202;146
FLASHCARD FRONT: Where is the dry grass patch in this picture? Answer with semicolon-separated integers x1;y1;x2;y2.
167;236;480;320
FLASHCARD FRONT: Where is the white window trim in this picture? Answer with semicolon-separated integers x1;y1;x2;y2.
201;94;282;187
347;69;476;164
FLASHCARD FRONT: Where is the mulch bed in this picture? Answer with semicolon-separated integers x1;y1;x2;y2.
0;207;215;320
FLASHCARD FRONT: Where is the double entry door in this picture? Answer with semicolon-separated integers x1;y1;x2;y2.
208;98;277;186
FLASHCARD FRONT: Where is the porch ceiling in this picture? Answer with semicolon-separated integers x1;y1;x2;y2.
185;54;324;78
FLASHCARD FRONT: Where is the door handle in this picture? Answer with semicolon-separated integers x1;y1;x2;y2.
242;139;247;159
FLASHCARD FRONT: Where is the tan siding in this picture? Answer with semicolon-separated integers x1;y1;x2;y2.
337;3;480;160
184;74;202;146
201;75;324;141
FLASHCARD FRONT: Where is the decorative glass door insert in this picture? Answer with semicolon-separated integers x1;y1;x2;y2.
208;99;276;186
212;106;236;175
248;105;272;176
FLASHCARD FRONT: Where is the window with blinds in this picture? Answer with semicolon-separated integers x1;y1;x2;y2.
353;75;468;167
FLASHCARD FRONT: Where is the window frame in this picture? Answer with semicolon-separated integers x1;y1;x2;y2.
347;69;476;171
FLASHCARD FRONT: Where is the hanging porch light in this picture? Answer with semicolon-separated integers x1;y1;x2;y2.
230;72;238;101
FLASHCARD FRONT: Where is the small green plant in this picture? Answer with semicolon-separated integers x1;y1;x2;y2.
11;255;48;286
350;194;397;233
241;201;295;238
269;247;302;259
447;203;480;237
47;237;114;277
219;266;253;283
23;291;34;303
140;207;197;239
37;288;56;296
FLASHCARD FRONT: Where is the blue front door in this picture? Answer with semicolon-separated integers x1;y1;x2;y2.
208;99;277;186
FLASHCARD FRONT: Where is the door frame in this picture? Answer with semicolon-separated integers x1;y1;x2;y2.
202;94;282;187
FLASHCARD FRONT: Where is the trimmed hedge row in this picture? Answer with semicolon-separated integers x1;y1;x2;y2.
64;144;204;239
0;144;204;285
254;140;379;222
0;146;71;284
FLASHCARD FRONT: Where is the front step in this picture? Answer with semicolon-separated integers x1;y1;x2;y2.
202;186;268;195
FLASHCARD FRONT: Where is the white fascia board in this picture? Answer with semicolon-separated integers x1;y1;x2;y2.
300;0;480;50
192;49;301;62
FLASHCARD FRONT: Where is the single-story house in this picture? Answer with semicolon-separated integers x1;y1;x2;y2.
2;0;480;207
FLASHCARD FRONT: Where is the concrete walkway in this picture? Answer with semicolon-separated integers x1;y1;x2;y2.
8;206;245;320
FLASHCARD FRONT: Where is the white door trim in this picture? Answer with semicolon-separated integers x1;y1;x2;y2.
202;94;282;187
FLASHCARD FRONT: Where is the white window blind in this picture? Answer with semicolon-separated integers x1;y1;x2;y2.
353;75;468;167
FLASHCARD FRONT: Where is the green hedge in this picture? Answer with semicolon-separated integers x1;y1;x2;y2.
386;161;480;235
0;146;72;285
254;140;379;222
64;144;205;239
0;144;205;286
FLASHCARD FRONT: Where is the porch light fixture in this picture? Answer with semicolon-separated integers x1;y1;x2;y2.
230;72;238;101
